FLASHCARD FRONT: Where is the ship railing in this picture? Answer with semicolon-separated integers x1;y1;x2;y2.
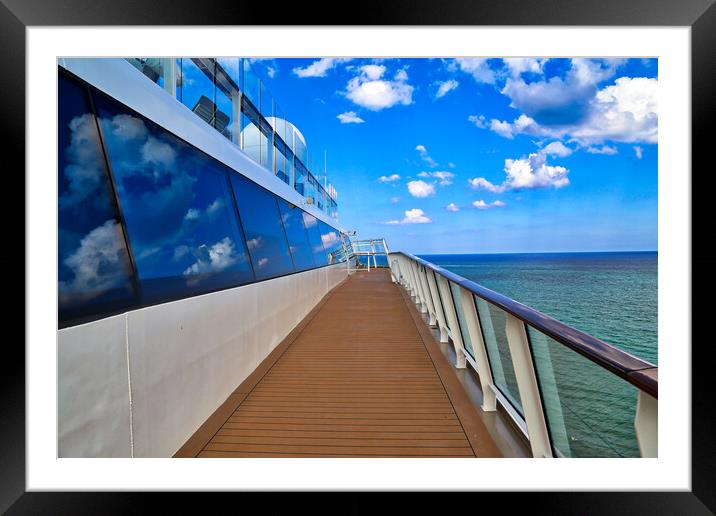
389;251;658;458
347;238;392;271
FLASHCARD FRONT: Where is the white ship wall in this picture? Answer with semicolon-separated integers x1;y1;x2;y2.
58;263;348;457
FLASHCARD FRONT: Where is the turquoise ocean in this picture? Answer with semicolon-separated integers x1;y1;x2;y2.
418;252;658;458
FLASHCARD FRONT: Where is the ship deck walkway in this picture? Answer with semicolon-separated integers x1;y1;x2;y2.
175;269;501;458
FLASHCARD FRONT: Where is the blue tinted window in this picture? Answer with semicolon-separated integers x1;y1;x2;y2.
58;73;137;323
92;90;255;303
319;221;343;264
277;199;315;271
229;173;295;280
304;212;327;266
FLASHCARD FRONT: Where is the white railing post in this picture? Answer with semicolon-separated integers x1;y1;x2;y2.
425;269;449;343
458;288;497;412
504;313;553;458
635;391;658;458
388;255;400;284
435;274;467;369
407;260;427;312
410;260;429;314
402;256;415;296
416;264;437;324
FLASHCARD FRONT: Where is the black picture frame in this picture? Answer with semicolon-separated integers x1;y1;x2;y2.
6;0;713;512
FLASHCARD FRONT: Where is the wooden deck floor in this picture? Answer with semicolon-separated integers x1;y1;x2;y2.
176;269;501;458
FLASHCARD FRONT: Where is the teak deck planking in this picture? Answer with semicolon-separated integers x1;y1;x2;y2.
175;269;501;458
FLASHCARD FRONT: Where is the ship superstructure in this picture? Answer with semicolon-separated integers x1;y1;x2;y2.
57;58;657;458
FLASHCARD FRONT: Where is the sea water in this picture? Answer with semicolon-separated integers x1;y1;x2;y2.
419;252;658;458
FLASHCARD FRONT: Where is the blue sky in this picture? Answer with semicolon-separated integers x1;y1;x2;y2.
248;57;658;254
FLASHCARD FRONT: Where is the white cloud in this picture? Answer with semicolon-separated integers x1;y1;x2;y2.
502;58;548;78
385;208;432;225
184;208;200;221
378;173;401;183
293;58;351;78
394;69;409;81
445;203;460;212
451;58;495;84
484;76;657;146
469;152;570;193
266;66;277;78
361;64;386;80
419;170;455;186
59;220;130;295
344;65;414;111
206;198;223;216
542;141;573;157
468;114;488;129
473;200;507;210
634;146;643;159
321;230;339;247
501;58;625;127
337;111;365;124
59;114;109;208
483;114;557;140
415;144;438;167
570;77;658;144
503;153;570;190
390;196;401;204
435;79;459;99
183;237;240;276
490;119;515;139
468;177;504;193
407;180;436;198
586;145;618;155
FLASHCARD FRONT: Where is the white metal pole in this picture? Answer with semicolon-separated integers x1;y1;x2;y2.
458;287;497;411
435;274;467;369
634;391;658;457
504;314;553;458
425;269;449;343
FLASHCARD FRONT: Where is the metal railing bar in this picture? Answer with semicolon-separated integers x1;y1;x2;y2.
390;251;658;399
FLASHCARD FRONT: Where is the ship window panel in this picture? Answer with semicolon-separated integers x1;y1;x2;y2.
92;90;255;303
319;221;342;264
474;296;524;416
304;212;327;266
449;282;475;359
527;327;640;458
58;73;138;322
180;59;217;131
228;173;295;280
277;198;315;271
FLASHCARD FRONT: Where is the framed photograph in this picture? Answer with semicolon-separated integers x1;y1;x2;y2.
7;0;713;511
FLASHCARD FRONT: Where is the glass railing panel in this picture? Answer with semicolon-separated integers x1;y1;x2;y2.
179;59;217;130
214;57;240;141
428;270;447;328
474;295;523;414
527;326;641;457
449;282;475;359
242;58;260;109
240;99;262;164
125;58;164;87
